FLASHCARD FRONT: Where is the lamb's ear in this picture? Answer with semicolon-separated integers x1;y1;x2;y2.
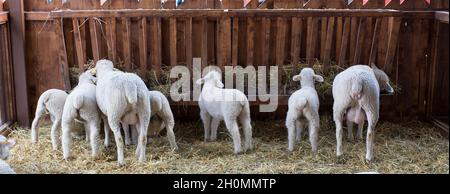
371;63;379;70
215;80;225;88
314;75;324;83
7;139;16;148
293;75;302;82
196;78;205;85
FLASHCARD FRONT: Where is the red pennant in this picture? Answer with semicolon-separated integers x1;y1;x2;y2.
385;0;392;6
363;0;369;5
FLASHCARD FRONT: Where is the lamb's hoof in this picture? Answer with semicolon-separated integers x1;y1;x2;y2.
336;155;346;164
234;149;243;155
171;146;179;152
117;162;125;167
365;157;374;164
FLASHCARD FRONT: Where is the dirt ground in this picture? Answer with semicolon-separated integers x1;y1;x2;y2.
7;116;449;174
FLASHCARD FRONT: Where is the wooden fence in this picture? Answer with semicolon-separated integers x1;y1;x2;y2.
0;9;15;131
0;0;448;127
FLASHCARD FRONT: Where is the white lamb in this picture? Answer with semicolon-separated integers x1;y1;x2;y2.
61;71;101;160
92;60;151;166
0;135;16;174
286;68;324;153
31;89;68;150
128;91;178;150
197;71;253;154
332;64;394;162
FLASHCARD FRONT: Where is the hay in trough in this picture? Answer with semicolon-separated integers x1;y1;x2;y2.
7;116;448;174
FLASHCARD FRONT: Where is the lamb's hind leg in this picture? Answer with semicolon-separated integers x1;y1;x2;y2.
200;111;212;142
108;117;125;166
210;118;220;141
363;108;379;162
164;116;178;150
88;120;100;159
122;123;131;146
50;116;61;151
102;116;111;149
305;112;319;154
285;110;298;152
239;113;252;152
334;105;347;157
31;106;46;144
295;119;304;142
356;123;364;140
347;120;354;141
225;117;242;154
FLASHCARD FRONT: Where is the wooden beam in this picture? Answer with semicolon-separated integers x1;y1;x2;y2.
49;9;435;19
139;17;148;74
435;11;449;23
7;0;30;127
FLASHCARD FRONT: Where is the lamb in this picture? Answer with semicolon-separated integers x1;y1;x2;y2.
92;60;151;166
197;71;253;154
31;89;68;150
285;68;324;153
128;91;178;150
0;135;16;174
332;64;394;162
61;71;101;160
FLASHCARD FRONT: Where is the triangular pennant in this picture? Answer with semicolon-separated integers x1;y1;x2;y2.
385;0;392;6
424;0;430;4
400;0;406;4
363;0;369;5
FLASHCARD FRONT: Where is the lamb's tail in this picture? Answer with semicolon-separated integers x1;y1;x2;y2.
350;76;364;100
73;95;84;110
124;82;138;105
296;97;308;112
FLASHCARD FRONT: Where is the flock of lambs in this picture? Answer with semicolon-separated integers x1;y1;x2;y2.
0;59;394;174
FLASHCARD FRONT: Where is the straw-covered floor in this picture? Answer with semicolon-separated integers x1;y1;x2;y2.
7;116;448;174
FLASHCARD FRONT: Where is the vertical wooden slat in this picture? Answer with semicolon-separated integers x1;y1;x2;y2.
276;17;286;67
353;18;365;65
122;17;132;70
217;17;231;68
106;17;117;63
55;18;71;90
349;17;359;61
89;18;101;62
335;17;343;63
338;17;351;66
247;18;255;66
186;17;193;69
73;18;86;69
307;17;319;66
201;18;208;67
291;17;302;66
369;18;381;65
323;17;335;70
320;17;328;60
262;17;271;66
362;17;374;64
151;17;162;73
169;18;177;66
384;17;401;71
139;17;148;74
231;17;239;66
377;17;389;67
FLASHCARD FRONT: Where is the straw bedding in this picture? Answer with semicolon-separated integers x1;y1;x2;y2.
7;115;448;174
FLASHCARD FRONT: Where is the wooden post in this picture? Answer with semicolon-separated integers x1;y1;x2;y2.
7;0;30;127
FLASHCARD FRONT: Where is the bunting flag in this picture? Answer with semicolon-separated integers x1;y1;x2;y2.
385;0;392;6
244;0;252;7
363;0;369;5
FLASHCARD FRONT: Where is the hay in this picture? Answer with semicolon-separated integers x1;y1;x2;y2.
7;116;448;174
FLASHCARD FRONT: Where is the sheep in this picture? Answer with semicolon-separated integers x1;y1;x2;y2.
332;64;394;162
31;89;68;150
61;71;101;160
128;91;178;150
196;71;253;154
0;135;16;174
285;68;324;153
92;60;151;166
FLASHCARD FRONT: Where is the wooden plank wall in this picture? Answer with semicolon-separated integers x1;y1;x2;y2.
0;11;15;125
18;0;449;121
